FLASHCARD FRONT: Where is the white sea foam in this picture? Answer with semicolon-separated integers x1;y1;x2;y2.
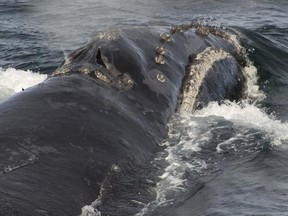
80;206;101;216
134;116;212;216
195;101;288;146
139;100;288;215
159;98;288;194
0;67;47;100
242;64;266;101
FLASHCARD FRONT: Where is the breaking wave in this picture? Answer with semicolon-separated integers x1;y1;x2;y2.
0;67;47;100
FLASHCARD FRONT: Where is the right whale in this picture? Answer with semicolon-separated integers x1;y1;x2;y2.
0;24;247;215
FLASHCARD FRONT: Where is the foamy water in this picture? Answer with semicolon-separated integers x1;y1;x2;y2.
137;99;288;215
195;101;288;145
0;68;47;100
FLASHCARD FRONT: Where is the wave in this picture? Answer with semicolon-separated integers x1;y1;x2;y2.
195;101;288;145
232;25;288;86
0;67;47;100
138;100;288;214
232;25;288;122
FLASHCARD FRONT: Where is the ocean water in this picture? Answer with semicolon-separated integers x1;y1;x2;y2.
1;0;288;215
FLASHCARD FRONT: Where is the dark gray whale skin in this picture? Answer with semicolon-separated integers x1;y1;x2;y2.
0;26;245;215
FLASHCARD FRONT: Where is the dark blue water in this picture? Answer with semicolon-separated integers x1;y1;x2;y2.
1;0;288;215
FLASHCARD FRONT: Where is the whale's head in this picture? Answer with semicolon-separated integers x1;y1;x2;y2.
52;25;247;115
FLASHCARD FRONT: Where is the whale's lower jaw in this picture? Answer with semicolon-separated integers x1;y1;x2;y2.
178;47;246;113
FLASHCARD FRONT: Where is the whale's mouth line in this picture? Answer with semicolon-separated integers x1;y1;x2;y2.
177;47;237;114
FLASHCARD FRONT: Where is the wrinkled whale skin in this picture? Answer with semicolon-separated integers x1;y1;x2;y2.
0;25;245;215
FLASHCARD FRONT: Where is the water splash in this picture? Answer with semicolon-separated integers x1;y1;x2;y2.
80;206;101;216
195;101;288;146
0;67;47;100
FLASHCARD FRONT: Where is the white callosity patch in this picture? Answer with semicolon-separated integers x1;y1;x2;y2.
0;67;47;100
178;47;233;114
